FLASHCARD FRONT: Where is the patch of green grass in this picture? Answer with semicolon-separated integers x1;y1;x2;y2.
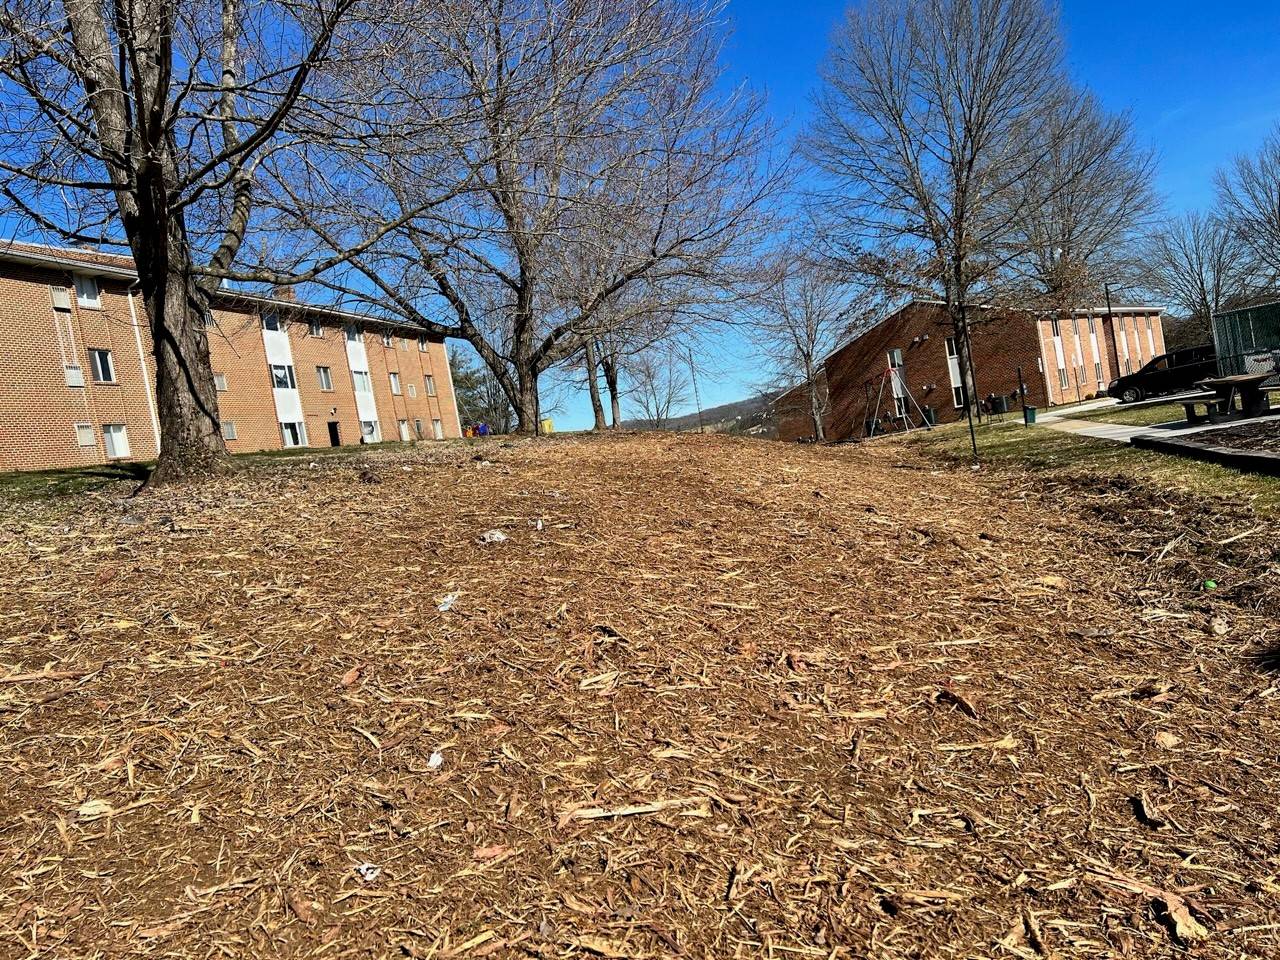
1071;402;1188;427
901;419;1280;514
0;440;459;504
0;461;153;502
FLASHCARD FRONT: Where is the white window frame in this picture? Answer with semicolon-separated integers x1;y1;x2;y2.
64;364;85;388
316;365;333;391
213;372;228;392
261;311;284;332
74;423;95;447
418;336;428;353
102;423;130;459
360;419;381;442
308;319;323;338
414;418;424;439
222;420;238;440
74;274;100;309
425;374;436;396
398;418;411;441
89;348;115;383
432;418;444;440
389;371;402;395
408;383;417;398
280;421;306;447
346;325;360;342
381;332;394;347
352;370;372;393
270;364;297;389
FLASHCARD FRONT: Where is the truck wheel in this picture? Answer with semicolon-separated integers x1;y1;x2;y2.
1121;387;1143;404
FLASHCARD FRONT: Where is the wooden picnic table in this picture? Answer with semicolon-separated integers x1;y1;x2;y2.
1196;374;1273;419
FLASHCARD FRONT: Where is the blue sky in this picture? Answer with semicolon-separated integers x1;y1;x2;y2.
549;0;1280;430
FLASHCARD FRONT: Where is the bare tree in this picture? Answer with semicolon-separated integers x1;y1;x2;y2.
752;252;872;441
1142;211;1252;344
1217;126;1280;283
264;0;777;436
1006;95;1156;314
626;347;691;430
0;0;376;481
805;0;1092;444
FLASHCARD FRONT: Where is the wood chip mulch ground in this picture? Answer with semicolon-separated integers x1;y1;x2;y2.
1;432;1278;959
1201;419;1280;454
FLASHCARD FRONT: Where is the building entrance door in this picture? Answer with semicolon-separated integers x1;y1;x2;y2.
327;421;341;447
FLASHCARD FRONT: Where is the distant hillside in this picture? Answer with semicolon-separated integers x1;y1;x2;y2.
624;391;779;436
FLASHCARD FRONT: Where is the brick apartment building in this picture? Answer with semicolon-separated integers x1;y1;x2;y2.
776;300;1165;441
0;242;463;473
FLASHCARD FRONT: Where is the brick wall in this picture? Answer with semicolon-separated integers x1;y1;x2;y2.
0;252;461;473
779;302;1049;442
0;262;160;472
777;301;1167;442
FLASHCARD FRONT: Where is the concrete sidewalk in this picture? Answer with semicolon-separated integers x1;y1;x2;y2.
1038;406;1279;445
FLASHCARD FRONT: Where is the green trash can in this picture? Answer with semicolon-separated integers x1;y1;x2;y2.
1023;406;1037;425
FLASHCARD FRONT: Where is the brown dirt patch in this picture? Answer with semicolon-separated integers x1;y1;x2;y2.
1201;419;1280;454
1;433;1277;958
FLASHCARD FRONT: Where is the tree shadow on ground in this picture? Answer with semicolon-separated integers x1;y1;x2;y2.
0;461;153;501
1249;645;1280;674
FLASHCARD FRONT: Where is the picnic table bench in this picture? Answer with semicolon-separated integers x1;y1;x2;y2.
1187;374;1273;423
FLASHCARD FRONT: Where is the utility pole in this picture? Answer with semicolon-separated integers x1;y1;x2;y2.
686;347;705;434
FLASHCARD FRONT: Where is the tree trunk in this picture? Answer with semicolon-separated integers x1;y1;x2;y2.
584;340;607;431
601;353;622;428
807;373;826;442
133;213;229;485
951;306;982;421
513;371;540;436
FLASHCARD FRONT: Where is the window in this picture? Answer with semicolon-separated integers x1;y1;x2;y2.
51;285;72;311
280;422;305;447
222;421;238;440
346;325;360;342
1087;316;1097;334
945;337;957;358
893;396;907;417
1058;367;1069;389
408;384;417;398
316;365;333;391
425;374;437;396
213;373;228;392
360;419;381;442
74;274;100;308
400;337;409;351
74;423;95;447
414;418;424;439
418;336;428;352
432;418;444;440
1094;360;1103;383
64;364;85;388
102;424;130;459
952;385;965;409
308;319;323;337
1050;318;1061;338
398;419;411;441
381;332;393;347
89;348;115;383
262;311;283;331
202;311;216;329
352;370;372;393
270;364;297;389
389;372;401;395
